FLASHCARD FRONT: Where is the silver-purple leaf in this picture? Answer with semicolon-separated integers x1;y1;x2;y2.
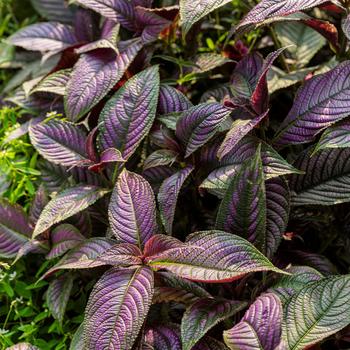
145;324;181;350
181;298;246;350
224;293;283;350
98;66;160;158
236;0;329;33
46;224;84;259
143;150;178;171
216;146;267;254
31;69;71;96
29;184;49;227
6;344;40;350
44;238;114;277
146;230;284;283
30;0;74;23
342;13;350;40
84;266;154;350
109;170;157;248
176;103;232;158
46;273;74;324
275;61;350;146
9;22;77;53
65;39;143;121
158;165;193;234
94;243;142;266
29;119;89;167
33;185;109;237
70;323;85;350
289;147;350;205
158;84;193;114
143;234;188;258
0;200;31;259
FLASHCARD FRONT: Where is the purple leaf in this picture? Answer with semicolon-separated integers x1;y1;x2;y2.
217;110;269;160
33;185;110;237
274;61;350;146
44;238;114;277
94;243;142;266
70;323;85;350
181;298;247;350
143;234;187;258
84;267;154;350
74;8;99;42
29;184;49;227
98;66;160;158
146;230;284;283
143;150;178;171
109;170;158;248
158;84;193;114
9;22;77;53
216;145;267;254
47;274;74;324
46;224;84;259
0;200;31;259
31;69;71;96
224;293;283;350
14;239;49;263
30;0;74;23
6;344;40;350
153;286;200;306
175;103;232;157
158;165;193;234
29;119;89;167
65;39;143;121
236;0;329;33
143;165;177;193
342;13;350;40
145;324;181;350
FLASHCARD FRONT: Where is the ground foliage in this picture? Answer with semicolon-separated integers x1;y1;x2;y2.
3;0;350;349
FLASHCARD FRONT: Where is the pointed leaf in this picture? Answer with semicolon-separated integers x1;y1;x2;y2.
275;61;350;146
216;146;267;253
176;103;232;157
289;147;350;205
224;293;282;350
9;22;77;53
30;0;74;23
145;324;181;350
29;184;49;226
98;66;160;158
70;323;85;350
190;53;231;74
33;185;109;237
29;119;89;167
342;13;350;40
31;69;71;96
47;274;74;324
109;170;157;248
7;344;40;350
46;224;84;259
84;266;154;350
65;39;143;121
182;298;247;350
143;150;178;171
180;0;232;35
143;234;187;258
94;243;142;266
283;275;350;350
44;238;114;276
0;200;31;259
158;84;193;114
146;230;284;282
158;165;193;234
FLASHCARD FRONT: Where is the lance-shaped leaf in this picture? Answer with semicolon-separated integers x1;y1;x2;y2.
193;337;229;350
94;243;142;266
143;150;178;171
182;298;247;350
143;234;187;257
153;286;200;306
65;39;143;121
342;13;350;40
145;324;181;350
30;0;74;23
218;111;268;160
265;178;290;258
146;230;284;282
176;103;232;158
189;53;231;75
313;119;350;154
275;22;326;69
216;146;267;253
289;147;350;205
274;61;350;146
158;165;193;234
29;184;49;226
14;239;49;263
70;323;85;350
29;119;89;167
9;22;77;53
31;69;71;96
33;185;109;237
44;238;114;277
7;344;40;350
98;66;160;158
236;0;329;33
268;266;323;304
224;293;282;350
46;224;84;259
0;200;31;259
158;84;193;114
84;267;154;350
180;0;232;35
282;275;350;350
47;274;74;324
109;170;157;248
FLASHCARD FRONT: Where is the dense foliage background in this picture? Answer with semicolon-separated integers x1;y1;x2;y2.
2;0;350;349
